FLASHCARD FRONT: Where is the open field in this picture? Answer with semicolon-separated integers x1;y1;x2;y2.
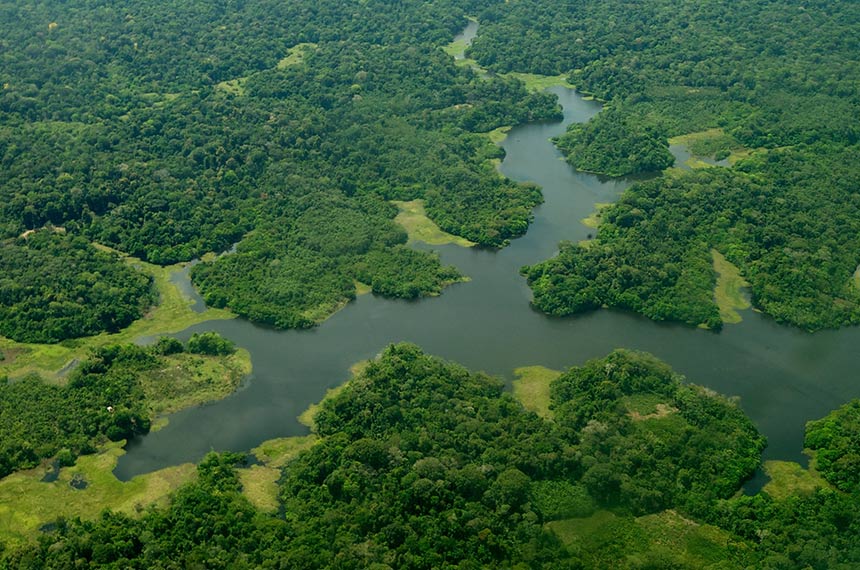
393;199;476;247
712;249;751;324
512;365;560;419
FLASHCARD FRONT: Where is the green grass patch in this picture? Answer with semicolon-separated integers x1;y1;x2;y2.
623;393;676;420
0;252;234;383
712;249;751;324
512;365;560;419
251;435;318;469
504;72;574;92
484;125;511;145
140;349;252;416
581;202;611;229
215;77;246;96
238;465;281;513
355;280;373;296
241;434;318;512
443;39;470;59
277;42;317;69
762;460;830;500
549;509;738;569
0;441;195;546
392;199;475;247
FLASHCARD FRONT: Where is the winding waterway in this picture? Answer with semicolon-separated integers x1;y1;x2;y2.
116;75;860;487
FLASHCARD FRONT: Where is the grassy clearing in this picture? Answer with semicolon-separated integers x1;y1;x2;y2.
140;349;252;416
549;509;737;568
238;465;281;513
512;365;560;419
0;253;234;383
355;280;373;296
762;460;830;500
251;435;318;469
623;393;677;421
215;78;246;96
277;42;317;69
393;199;475;247
712;249;751;324
0;441;195;546
443;38;470;59
484;125;512;145
581;202;611;229
240;435;318;512
667;128;727;149
504;72;574;92
669;128;756;170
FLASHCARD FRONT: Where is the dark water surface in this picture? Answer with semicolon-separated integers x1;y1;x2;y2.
116;87;860;482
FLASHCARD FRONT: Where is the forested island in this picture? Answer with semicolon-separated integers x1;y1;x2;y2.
2;0;860;567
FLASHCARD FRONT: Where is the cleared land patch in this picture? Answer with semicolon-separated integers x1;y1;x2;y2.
393;199;476;247
581;202;611;229
712;249;751;324
0;442;195;546
512;365;560;419
140;348;252;417
549;509;736;568
762;459;830;500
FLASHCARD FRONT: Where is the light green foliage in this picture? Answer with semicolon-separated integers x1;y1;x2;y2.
805;399;860;493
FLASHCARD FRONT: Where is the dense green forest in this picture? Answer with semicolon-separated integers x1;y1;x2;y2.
467;0;860;329
523;146;860;330
0;0;561;336
0;231;154;343
0;334;236;478
3;346;858;568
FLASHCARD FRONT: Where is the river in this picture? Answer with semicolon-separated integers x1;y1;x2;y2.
115;57;860;488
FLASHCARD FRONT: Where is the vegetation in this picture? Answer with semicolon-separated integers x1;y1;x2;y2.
0;232;154;343
554;105;674;176
712;250;750;325
0;334;240;478
523;153;860;330
512;365;559;419
469;0;860;330
0;0;568;333
393;199;475;247
2;345;786;568
0;253;233;382
805;400;860;493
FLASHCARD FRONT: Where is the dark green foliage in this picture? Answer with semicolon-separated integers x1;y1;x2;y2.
282;343;574;568
522;147;860;330
0;232;154;343
0;0;563;332
702;403;860;567
805;400;860;493
554;105;674;176
186;332;236;357
0;345;154;478
551;350;765;515
471;0;860;329
2;453;286;570
191;193;463;327
3;346;775;568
